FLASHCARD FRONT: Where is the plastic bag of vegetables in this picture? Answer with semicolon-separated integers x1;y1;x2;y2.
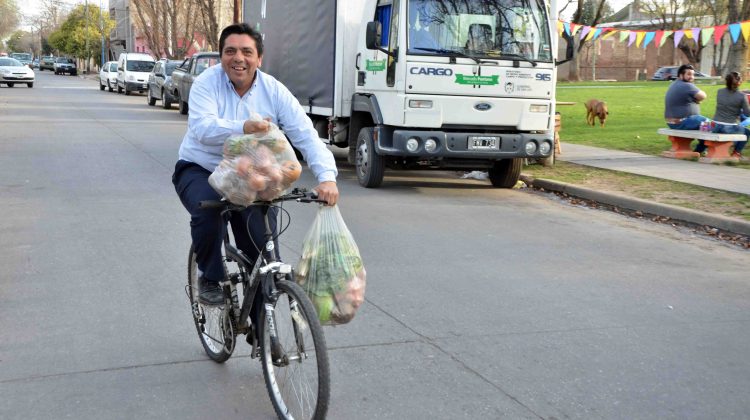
296;205;366;325
208;116;302;206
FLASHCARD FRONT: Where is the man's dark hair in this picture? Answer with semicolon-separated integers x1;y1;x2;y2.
219;23;264;57
725;71;742;91
677;64;694;77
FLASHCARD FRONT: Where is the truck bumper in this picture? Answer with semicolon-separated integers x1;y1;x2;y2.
125;81;149;91
373;126;554;159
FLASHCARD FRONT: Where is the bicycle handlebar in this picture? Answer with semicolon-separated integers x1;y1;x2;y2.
198;187;326;210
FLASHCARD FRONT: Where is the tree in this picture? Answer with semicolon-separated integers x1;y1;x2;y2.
0;0;20;40
197;0;220;51
5;30;33;53
724;0;750;74
47;4;114;66
130;0;201;59
566;0;612;81
640;0;711;68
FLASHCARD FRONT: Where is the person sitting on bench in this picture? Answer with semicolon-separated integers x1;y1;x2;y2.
664;64;709;148
711;71;749;160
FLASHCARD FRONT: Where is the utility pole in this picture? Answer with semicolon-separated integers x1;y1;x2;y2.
100;0;105;65
85;0;90;73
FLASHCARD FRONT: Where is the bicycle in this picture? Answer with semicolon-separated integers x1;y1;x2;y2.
185;187;330;420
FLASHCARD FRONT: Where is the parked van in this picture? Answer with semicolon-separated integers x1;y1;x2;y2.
116;52;155;95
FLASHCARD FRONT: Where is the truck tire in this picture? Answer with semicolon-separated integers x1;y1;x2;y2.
355;127;384;188
117;84;123;94
162;90;172;109
488;158;522;188
179;99;188;115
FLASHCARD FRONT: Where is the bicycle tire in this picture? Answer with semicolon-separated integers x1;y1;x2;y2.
260;278;330;420
187;245;234;363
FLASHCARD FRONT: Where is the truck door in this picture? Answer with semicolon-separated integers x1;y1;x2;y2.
360;0;404;124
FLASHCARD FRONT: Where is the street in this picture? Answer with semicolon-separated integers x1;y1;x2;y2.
1;71;749;419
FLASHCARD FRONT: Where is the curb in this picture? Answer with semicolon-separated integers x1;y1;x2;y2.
522;175;750;237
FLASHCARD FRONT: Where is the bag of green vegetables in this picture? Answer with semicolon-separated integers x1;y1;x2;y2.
296;205;366;325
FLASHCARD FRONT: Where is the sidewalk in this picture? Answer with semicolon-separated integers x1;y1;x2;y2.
557;142;750;195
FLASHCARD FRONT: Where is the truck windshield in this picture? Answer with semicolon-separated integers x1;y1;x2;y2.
407;0;552;62
127;60;155;72
11;53;32;61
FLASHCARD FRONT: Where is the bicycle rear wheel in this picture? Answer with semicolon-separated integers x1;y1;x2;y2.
260;279;330;420
187;245;234;362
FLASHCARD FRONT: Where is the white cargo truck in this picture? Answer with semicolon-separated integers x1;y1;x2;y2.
245;0;572;188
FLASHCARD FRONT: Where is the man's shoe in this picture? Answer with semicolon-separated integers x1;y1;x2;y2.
198;278;225;305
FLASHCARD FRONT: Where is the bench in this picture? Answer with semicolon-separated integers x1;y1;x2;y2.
657;128;745;163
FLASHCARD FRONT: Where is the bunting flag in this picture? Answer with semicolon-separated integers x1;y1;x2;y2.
674;30;684;47
660;30;673;47
643;31;655;48
729;23;741;43
714;24;727;44
741;21;750;41
579;25;592;40
701;27;714;46
635;31;645;47
557;18;750;49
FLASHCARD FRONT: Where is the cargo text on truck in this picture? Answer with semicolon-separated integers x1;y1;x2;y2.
246;0;573;188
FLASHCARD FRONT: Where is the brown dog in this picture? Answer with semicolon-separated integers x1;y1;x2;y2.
584;99;609;127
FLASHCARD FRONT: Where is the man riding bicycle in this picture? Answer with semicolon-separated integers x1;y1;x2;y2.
172;23;339;306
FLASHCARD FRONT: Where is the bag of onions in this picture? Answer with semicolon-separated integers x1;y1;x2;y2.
209;118;302;206
296;205;366;325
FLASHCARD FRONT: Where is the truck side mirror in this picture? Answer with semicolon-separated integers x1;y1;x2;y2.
555;32;576;66
366;21;381;50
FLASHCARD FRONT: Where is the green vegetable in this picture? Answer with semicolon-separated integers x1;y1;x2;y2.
312;295;334;324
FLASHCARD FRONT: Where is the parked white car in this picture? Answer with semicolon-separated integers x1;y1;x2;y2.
0;57;35;88
99;61;118;92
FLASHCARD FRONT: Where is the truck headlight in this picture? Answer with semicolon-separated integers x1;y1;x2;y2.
409;100;433;109
525;141;538;154
539;141;552;155
529;104;548;113
424;138;438;153
406;137;420;152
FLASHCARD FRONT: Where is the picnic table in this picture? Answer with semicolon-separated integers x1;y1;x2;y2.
657;128;744;163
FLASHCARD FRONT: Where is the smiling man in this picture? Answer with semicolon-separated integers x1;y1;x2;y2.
172;23;339;305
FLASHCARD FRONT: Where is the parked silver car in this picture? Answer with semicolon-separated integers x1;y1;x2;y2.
146;59;182;109
99;61;118;91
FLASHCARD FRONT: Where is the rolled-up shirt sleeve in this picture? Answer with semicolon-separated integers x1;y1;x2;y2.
274;83;338;183
188;74;245;146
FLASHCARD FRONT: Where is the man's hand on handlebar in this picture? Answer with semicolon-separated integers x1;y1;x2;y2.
313;181;339;206
243;117;271;134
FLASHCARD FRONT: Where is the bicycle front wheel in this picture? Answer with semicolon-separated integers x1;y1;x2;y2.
187;245;234;363
260;279;330;420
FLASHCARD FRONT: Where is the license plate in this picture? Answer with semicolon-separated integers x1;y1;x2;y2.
468;136;500;150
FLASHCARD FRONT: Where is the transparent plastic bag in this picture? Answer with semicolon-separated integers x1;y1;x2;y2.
209;115;302;205
296;205;366;325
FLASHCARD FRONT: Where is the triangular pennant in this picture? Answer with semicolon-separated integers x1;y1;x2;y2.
557;20;564;37
714;24;727;44
580;26;592;40
619;30;630;42
691;27;701;40
660;30;673;47
674;30;684;47
635;31;645;47
729;23;741;43
629;31;637;47
683;29;693;39
564;22;571;36
741;21;750;41
585;28;597;41
655;31;664;48
592;28;602;40
601;29;617;40
701;27;714;46
643;32;655;48
570;23;581;36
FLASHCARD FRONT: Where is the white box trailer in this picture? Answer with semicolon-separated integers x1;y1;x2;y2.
246;0;572;188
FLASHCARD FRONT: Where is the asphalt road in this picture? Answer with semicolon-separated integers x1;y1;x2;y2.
1;71;749;420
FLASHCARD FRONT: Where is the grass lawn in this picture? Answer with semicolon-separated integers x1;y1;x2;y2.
555;80;750;169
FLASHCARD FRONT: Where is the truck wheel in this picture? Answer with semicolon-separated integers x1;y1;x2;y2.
179;99;188;115
117;84;123;94
125;88;131;96
355;127;384;188
488;158;522;188
147;89;156;106
161;90;172;109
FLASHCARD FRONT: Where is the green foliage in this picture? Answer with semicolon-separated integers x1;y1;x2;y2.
46;4;114;64
0;0;20;40
4;29;26;52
